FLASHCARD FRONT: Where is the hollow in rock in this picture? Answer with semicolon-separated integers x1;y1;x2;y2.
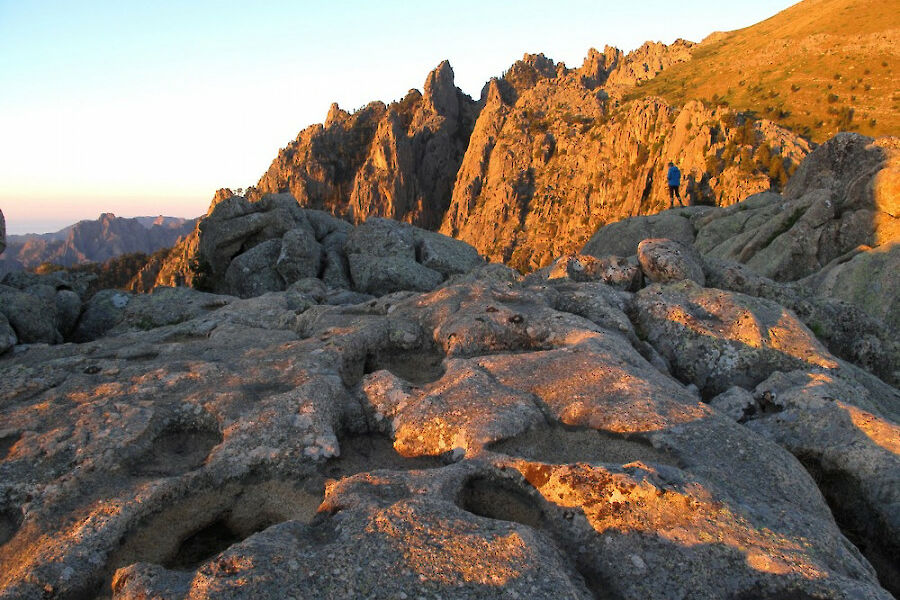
364;345;446;386
488;423;678;467
129;426;223;477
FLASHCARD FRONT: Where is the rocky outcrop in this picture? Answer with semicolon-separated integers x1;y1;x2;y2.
702;257;900;387
441;64;810;271
747;370;900;594
0;270;96;346
694;134;899;282
158;191;483;299
0;208;5;256
254;62;477;231
582;208;705;258
636;238;705;285
631;280;841;396
603;39;696;93
527;254;642;291
0;270;895;599
1;182;897;598
800;242;899;331
0;213;196;275
577;133;900;385
159;46;809;278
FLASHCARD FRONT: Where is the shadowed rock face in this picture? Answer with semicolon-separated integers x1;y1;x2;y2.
0;266;896;599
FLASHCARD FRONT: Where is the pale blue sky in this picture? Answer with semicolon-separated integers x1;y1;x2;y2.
0;0;797;234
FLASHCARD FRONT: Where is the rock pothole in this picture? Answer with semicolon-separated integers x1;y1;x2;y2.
323;432;445;480
239;381;295;402
102;479;321;595
163;517;249;571
457;476;546;529
128;425;223;477
456;475;618;600
363;346;446;386
488;423;679;467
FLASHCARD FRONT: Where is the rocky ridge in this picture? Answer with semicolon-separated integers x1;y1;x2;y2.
150;40;813;282
0;132;898;599
440;55;810;270
253;61;478;231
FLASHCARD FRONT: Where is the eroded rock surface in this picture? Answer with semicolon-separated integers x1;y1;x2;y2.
1;270;895;599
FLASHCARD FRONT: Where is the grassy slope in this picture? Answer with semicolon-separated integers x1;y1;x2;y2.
628;0;899;142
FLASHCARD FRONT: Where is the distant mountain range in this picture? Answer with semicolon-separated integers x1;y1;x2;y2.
0;213;197;275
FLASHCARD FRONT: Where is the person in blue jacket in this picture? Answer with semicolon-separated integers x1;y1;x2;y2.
667;161;683;208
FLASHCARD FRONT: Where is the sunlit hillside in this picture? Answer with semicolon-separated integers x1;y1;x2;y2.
630;0;899;141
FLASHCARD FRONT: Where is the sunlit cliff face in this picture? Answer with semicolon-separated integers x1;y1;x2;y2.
873;141;900;245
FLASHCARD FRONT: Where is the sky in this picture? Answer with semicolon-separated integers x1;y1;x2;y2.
0;0;798;235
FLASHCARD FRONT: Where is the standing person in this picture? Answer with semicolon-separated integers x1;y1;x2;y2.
667;161;683;208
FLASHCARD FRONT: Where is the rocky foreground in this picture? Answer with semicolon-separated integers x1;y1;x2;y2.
0;133;898;599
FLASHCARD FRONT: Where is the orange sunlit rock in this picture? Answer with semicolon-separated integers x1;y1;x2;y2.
509;459;827;580
843;404;900;455
370;503;529;585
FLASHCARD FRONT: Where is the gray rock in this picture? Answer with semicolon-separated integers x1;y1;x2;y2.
801;242;900;332
747;369;900;593
413;229;484;277
348;254;443;295
783;132;889;205
0;284;62;344
692;134;899;282
254;192;308;223
54;289;82;337
708;386;756;421
692;191;783;254
1;269;95;301
581;209;700;258
106;287;233;336
223;239;285;298
444;262;522;286
0;312;16;353
0;277;891;600
632;280;839;396
321;247;352;290
538;254;642;290
704;257;900;386
303;208;353;241
344;217;416;260
0;208;5;255
637;238;705;285
276;226;323;285
549;280;638;344
324;289;375;305
71;289;133;342
320;229;349;253
197;198;298;281
287;278;328;303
